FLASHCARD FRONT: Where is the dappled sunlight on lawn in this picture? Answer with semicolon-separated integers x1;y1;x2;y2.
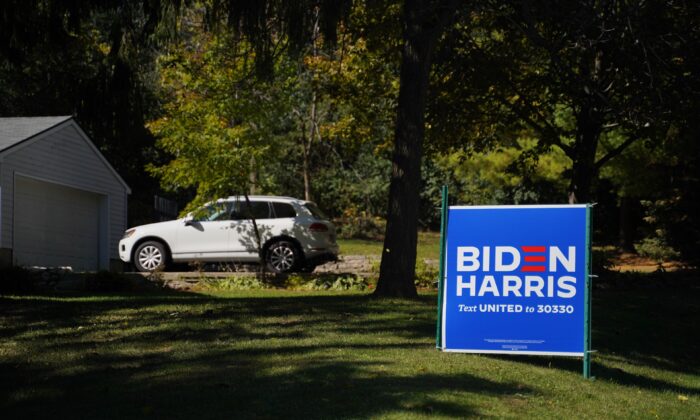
1;288;698;418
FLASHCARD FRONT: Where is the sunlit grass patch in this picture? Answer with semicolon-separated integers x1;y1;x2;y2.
338;231;441;260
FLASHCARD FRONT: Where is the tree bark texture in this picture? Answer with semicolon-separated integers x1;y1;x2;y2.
618;196;640;251
303;6;320;203
568;49;604;205
375;0;450;297
568;103;602;204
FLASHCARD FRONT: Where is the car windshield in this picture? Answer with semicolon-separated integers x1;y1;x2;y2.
304;202;327;220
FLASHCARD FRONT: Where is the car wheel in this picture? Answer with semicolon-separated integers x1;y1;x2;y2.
266;240;301;273
134;241;167;272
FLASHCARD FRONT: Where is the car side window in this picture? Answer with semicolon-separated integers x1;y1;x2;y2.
272;202;297;218
193;202;232;222
231;201;272;220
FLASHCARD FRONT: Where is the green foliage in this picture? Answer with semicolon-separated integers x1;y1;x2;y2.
360;253;438;290
147;21;292;210
311;146;392;220
601;125;700;266
635;200;683;265
198;276;270;291
335;208;386;240
148;6;398;216
430;138;570;207
430;1;700;206
197;273;369;291
4;0;700;275
287;274;370;291
414;259;438;289
634;238;680;265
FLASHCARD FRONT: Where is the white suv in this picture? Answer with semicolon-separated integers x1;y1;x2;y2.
119;196;338;273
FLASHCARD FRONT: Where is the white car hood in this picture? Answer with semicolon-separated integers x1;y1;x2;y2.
129;219;184;235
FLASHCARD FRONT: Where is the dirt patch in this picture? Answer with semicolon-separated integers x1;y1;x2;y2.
610;252;685;273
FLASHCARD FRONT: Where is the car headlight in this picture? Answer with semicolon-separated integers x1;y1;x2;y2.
122;229;136;239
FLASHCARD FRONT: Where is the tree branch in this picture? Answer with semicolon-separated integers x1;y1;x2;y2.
495;95;574;156
594;135;639;170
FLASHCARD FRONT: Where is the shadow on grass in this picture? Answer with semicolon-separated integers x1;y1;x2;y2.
489;354;699;396
1;293;529;418
486;280;700;395
1;358;528;419
2;276;698;417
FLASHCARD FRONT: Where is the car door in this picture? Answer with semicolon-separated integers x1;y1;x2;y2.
229;200;272;258
173;202;234;259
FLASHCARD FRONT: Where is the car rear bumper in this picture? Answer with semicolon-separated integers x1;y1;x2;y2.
304;245;339;266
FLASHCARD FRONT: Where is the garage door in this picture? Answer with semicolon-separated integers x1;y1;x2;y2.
14;176;101;271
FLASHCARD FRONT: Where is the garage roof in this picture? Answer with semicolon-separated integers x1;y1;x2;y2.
0;116;72;151
0;116;130;193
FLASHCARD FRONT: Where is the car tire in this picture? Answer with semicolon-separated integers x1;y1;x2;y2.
134;241;168;272
266;240;301;273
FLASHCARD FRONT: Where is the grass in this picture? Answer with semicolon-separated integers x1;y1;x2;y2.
338;231;441;260
1;283;698;419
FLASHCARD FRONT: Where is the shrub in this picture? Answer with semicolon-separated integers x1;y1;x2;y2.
636;199;688;266
414;259;439;289
335;208;385;240
290;274;369;291
635;237;681;265
198;276;269;291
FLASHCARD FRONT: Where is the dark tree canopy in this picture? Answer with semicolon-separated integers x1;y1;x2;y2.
1;0;698;287
0;0;183;224
205;0;352;77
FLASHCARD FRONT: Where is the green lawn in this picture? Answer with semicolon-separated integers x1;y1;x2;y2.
338;231;441;260
1;287;698;418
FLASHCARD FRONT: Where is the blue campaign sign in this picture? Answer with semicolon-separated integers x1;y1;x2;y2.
439;205;590;356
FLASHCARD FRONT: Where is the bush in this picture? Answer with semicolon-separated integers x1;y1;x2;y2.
195;273;371;292
335;208;385;240
635;199;687;266
414;259;439;289
287;274;370;291
366;258;439;290
198;276;269;291
634;237;681;265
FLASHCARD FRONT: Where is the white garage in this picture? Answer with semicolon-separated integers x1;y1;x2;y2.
0;116;130;271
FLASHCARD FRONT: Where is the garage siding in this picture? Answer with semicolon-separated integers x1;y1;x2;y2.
0;123;127;259
14;176;101;270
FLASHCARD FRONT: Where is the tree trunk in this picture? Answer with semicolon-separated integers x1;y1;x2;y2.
374;0;448;298
567;112;600;204
249;156;257;195
243;193;263;272
302;6;320;203
618;196;639;251
568;50;604;205
302;143;312;201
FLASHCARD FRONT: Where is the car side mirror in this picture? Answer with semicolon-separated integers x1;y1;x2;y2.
184;214;194;226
